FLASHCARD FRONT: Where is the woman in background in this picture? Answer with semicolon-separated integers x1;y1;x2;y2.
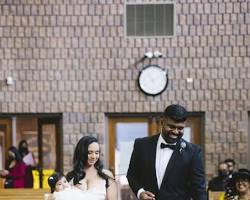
0;146;26;188
18;140;36;188
66;136;118;200
232;169;250;200
225;169;250;200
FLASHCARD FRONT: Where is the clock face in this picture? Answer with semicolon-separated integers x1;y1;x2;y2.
138;65;168;96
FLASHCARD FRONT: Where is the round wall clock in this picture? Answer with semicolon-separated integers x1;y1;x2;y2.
138;65;168;96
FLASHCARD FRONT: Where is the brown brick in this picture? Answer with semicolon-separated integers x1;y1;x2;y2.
0;1;249;175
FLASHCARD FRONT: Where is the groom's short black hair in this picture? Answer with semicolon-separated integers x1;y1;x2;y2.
164;104;187;122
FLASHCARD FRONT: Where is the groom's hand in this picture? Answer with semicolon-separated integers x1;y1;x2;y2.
139;191;156;200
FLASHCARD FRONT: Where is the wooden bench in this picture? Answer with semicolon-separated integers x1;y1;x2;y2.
0;189;52;200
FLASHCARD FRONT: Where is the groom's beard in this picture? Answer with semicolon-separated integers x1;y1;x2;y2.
162;131;183;144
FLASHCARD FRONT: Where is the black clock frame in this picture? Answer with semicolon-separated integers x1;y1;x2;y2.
137;64;169;96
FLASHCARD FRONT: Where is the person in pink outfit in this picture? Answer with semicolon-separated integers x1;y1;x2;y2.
0;146;27;188
18;140;36;188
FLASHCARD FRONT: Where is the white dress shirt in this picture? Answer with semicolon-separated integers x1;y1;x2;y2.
137;134;174;198
155;134;174;188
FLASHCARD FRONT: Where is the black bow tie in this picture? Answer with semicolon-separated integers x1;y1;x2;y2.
160;143;176;150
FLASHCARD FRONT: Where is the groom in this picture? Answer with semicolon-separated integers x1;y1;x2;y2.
127;104;207;200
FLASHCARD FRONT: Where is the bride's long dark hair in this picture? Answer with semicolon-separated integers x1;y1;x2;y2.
66;136;111;185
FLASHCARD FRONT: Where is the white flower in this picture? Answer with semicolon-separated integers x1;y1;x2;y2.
179;142;186;153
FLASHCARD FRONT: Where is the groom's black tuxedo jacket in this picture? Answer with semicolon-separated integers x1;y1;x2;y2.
127;134;207;200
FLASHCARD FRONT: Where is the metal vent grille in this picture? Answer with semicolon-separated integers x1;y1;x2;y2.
126;3;174;37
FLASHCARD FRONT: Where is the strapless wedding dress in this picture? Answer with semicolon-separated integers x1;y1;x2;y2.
75;179;107;200
53;188;87;200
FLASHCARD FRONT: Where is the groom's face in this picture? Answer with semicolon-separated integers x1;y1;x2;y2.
162;117;185;143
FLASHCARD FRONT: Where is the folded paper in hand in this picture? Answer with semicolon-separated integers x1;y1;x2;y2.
23;153;35;166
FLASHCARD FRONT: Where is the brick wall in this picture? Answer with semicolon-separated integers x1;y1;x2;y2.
0;0;249;176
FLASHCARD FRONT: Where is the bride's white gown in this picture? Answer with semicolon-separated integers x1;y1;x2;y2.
53;188;87;200
52;179;106;200
77;179;107;200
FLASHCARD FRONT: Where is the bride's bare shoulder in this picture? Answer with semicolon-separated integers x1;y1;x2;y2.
102;169;114;179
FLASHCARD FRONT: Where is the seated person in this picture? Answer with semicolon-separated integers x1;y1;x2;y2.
208;162;229;191
225;168;250;200
224;158;236;177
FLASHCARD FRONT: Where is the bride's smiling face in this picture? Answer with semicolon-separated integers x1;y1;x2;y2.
87;142;100;166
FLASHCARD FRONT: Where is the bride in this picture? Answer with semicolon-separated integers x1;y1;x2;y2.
66;136;118;200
